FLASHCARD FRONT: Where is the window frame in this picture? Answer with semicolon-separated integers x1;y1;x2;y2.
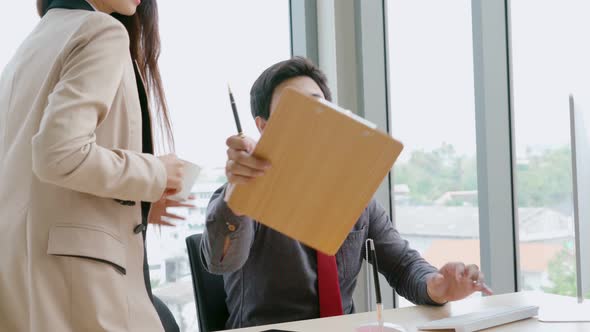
299;0;522;310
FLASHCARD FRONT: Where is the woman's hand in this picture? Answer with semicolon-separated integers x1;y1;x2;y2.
148;196;196;226
158;154;185;197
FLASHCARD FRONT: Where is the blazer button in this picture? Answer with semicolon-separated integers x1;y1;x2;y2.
133;224;146;234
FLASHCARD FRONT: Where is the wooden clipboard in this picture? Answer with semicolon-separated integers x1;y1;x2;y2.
227;88;403;255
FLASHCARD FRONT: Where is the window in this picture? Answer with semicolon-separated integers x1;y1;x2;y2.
0;3;37;71
148;1;291;331
386;0;480;306
509;0;590;297
9;0;586;327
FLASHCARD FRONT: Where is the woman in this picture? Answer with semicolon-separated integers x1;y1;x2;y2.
0;0;184;331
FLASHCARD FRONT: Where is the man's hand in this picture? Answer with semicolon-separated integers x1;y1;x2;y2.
426;262;493;304
223;135;271;205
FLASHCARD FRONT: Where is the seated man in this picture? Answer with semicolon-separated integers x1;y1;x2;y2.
201;57;492;329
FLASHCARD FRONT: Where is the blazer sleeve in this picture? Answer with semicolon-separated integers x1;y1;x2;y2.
32;14;167;202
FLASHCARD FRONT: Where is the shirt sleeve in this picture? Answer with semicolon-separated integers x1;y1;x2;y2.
31;13;166;202
200;184;256;274
368;199;442;305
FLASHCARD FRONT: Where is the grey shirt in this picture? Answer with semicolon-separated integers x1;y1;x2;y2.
201;185;440;329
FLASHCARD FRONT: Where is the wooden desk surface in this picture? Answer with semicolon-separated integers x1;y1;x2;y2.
225;292;590;331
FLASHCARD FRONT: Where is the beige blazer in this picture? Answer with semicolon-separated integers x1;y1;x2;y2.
0;9;167;332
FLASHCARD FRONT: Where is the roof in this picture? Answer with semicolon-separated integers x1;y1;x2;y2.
423;239;563;273
395;206;573;241
395;206;479;238
394;184;410;194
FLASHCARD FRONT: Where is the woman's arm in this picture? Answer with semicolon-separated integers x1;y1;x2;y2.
32;14;166;202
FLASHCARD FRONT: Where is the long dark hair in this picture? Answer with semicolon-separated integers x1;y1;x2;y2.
36;0;174;152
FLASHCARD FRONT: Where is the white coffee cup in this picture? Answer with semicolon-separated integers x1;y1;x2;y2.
168;159;201;201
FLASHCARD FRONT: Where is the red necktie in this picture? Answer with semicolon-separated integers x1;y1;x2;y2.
317;251;344;317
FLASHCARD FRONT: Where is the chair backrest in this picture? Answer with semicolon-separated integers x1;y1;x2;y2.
186;233;229;332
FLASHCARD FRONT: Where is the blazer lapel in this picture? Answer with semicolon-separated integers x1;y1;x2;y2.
47;0;154;156
45;1;157;212
133;60;154;155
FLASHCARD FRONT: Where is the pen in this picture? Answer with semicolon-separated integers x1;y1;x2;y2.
224;84;243;259
368;239;383;329
228;84;244;136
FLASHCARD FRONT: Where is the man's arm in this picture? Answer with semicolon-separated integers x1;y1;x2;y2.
368;200;441;305
200;184;256;274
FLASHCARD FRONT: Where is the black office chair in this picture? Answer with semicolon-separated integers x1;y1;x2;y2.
186;233;229;332
153;295;180;332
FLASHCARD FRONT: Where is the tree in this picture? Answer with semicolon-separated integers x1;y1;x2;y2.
542;243;590;299
517;147;572;207
394;143;476;205
394;144;572;207
542;244;577;296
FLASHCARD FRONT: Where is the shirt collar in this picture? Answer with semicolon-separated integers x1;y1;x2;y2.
84;0;98;11
46;0;95;13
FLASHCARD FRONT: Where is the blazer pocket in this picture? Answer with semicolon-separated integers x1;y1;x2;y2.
47;224;127;275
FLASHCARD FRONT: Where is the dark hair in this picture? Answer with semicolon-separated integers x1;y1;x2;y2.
250;57;332;120
36;0;174;152
36;0;49;16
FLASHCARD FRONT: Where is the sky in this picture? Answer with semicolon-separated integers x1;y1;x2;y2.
387;0;590;162
1;0;590;165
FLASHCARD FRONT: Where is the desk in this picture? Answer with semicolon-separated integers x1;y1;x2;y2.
226;292;590;331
